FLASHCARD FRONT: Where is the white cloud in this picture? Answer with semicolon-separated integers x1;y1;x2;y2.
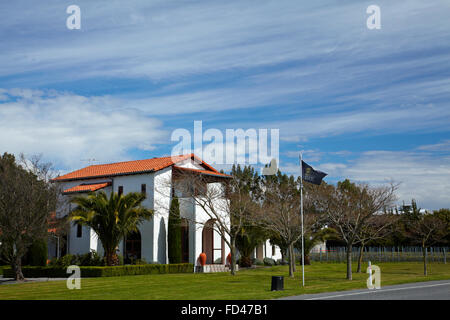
280;135;308;143
285;149;323;162
266;101;450;140
0;0;449;137
0;89;168;170
417;140;450;152
0;0;449;190
321;150;450;210
328;151;352;156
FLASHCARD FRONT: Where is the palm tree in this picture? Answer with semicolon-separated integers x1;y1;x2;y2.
70;191;153;266
235;225;267;267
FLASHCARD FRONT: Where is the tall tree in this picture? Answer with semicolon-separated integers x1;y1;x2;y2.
318;179;397;280
168;196;182;264
407;210;447;275
0;153;58;281
258;171;304;277
171;169;257;275
433;208;450;246
355;212;397;272
231;165;265;267
70;191;153;266
294;227;337;265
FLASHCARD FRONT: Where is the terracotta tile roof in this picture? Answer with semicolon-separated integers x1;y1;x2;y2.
62;182;112;194
52;154;218;182
173;166;231;178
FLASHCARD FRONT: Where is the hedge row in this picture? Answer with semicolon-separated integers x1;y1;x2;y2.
3;263;194;278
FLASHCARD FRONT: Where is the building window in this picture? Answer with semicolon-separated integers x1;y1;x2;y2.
118;186;123;196
76;224;82;238
141;184;146;195
272;245;276;256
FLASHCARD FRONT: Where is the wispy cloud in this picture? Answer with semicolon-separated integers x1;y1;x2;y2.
0;0;449;209
0;89;168;170
321;149;450;210
417;140;450;152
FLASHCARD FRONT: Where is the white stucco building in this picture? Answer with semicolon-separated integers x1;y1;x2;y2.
51;154;281;265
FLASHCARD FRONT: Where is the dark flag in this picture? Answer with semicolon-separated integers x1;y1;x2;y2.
301;160;327;185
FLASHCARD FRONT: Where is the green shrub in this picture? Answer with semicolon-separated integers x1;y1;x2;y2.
263;257;275;266
78;252;93;266
125;257;150;265
238;256;252;268
3;266;68;278
91;251;105;266
254;259;264;266
134;258;147;265
48;251;105;267
276;259;288;265
2;263;194;278
61;254;77;266
24;239;48;266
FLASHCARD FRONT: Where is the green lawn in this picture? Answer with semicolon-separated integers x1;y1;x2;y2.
0;262;449;300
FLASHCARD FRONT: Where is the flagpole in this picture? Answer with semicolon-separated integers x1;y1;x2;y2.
300;152;305;287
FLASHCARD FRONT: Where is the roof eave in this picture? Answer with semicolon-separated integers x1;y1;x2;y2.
52;169;157;183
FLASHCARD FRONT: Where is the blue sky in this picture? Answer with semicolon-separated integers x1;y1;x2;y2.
0;0;449;209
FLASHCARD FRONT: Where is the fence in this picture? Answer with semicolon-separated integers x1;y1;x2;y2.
308;246;448;263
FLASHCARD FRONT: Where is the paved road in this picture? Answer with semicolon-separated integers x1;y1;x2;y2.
280;280;450;300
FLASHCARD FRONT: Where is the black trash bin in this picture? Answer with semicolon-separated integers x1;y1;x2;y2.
271;276;284;291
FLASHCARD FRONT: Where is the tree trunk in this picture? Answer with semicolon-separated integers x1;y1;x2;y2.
357;243;365;273
12;256;25;281
106;250;113;266
230;238;237;276
304;255;311;265
105;249;119;266
422;243;427;276
288;244;294;277
280;247;286;264
239;255;252;268
291;245;296;272
346;243;353;280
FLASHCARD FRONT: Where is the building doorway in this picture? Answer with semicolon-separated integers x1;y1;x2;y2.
202;220;214;264
202;219;225;264
124;230;141;264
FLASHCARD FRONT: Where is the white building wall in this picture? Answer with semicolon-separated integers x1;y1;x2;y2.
177;159;205;170
152;167;172;264
58;164;231;266
310;241;327;253
251;240;282;261
68;224;90;255
179;197;196;264
90;228;98;253
192;190;230;264
113;172;156;262
264;240;282;260
61;173;158;261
